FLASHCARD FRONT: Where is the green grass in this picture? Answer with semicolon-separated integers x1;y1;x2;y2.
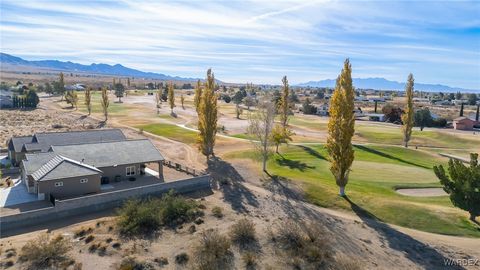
226;144;480;237
138;123;198;144
75;92;127;115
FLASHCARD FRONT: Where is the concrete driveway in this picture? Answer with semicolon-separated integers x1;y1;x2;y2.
0;180;40;207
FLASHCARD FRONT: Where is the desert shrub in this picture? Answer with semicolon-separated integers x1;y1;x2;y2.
188;225;196;234
116;191;200;236
175;252;189;265
194;218;204;225
106;238;113;243
1;260;14;268
84;235;95;243
242;251;257;268
20;234;72;269
119;256;154;270
193;229;233;270
158;190;200;226
112;242;121;249
88;243;99;253
154;257;169;267
230;218;256;248
117;199;161;236
211;206;224;218
73;262;83;270
272;221;332;269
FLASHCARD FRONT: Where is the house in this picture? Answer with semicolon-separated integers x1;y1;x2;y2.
21;139;164;199
7;129;126;166
65;83;86;91
316;103;329;116
364;113;385;122
453;117;479;131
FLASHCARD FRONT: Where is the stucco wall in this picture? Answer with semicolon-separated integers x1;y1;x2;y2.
0;175;211;232
38;174;101;199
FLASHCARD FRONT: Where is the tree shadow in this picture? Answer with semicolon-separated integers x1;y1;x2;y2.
354;145;430;169
206;157;259;213
297;145;327;161
275;157;315;172
344;196;467;270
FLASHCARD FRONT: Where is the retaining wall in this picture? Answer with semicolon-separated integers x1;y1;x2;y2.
0;175;211;232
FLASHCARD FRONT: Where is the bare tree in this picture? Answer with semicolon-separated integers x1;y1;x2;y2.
247;97;276;172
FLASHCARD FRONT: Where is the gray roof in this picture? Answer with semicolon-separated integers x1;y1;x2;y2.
9;136;33;152
50;139;164;168
23;152;57;175
10;129;126;153
31;155;101;181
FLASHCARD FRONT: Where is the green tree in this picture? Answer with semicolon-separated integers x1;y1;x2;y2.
402;74;414;148
101;88;109;121
243;96;255;111
64;91;78;109
467;93;478;106
197;69;218;157
194;79;202;113
433;153;480;222
155;87;162;114
168;82;175;114
45;82;53;95
414;107;432;131
56;72;66;100
26;89;39;108
114;83;125;102
85;87;92;115
271;123;293;154
326;59;355;197
456;91;462;100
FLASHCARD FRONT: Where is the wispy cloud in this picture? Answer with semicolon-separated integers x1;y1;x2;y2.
0;0;479;88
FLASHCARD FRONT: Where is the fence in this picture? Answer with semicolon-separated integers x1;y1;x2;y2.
163;160;206;177
0;175;211;232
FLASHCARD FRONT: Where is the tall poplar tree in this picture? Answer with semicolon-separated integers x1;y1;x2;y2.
101;87;109;121
280;76;290;128
85;87;92;115
168;82;175;114
402;74;414;148
155;87;161;114
194;79;202;113
197;69;218;158
326;59;355;197
58;72;65;100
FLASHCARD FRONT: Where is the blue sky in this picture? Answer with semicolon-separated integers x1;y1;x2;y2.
1;0;479;89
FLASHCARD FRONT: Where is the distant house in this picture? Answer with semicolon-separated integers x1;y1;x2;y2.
7;129;126;166
65;83;86;91
453;117;479;131
21;139;164;199
364;113;385;122
316;103;329;116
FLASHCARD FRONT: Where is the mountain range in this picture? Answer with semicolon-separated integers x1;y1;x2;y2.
297;78;477;92
1;53;477;92
0;53;199;81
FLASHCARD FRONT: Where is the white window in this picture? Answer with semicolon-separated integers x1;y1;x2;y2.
80;178;88;184
126;166;136;176
55;182;63;187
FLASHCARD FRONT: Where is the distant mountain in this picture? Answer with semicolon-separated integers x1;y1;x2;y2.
0;53;199;81
297;77;478;93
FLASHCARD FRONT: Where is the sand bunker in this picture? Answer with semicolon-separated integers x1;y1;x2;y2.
396;188;447;197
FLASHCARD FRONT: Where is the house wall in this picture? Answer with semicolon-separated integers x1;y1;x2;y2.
37;174;101;199
98;162;163;182
454;121;474;130
0;175;211;232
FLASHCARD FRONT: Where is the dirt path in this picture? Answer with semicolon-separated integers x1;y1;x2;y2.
396;188;448;197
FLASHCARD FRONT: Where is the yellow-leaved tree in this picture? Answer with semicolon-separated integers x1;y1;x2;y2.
197;69;218;158
402;74;414;148
168;82;175;115
326;59;355;197
85;87;92;115
194;79;202;114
